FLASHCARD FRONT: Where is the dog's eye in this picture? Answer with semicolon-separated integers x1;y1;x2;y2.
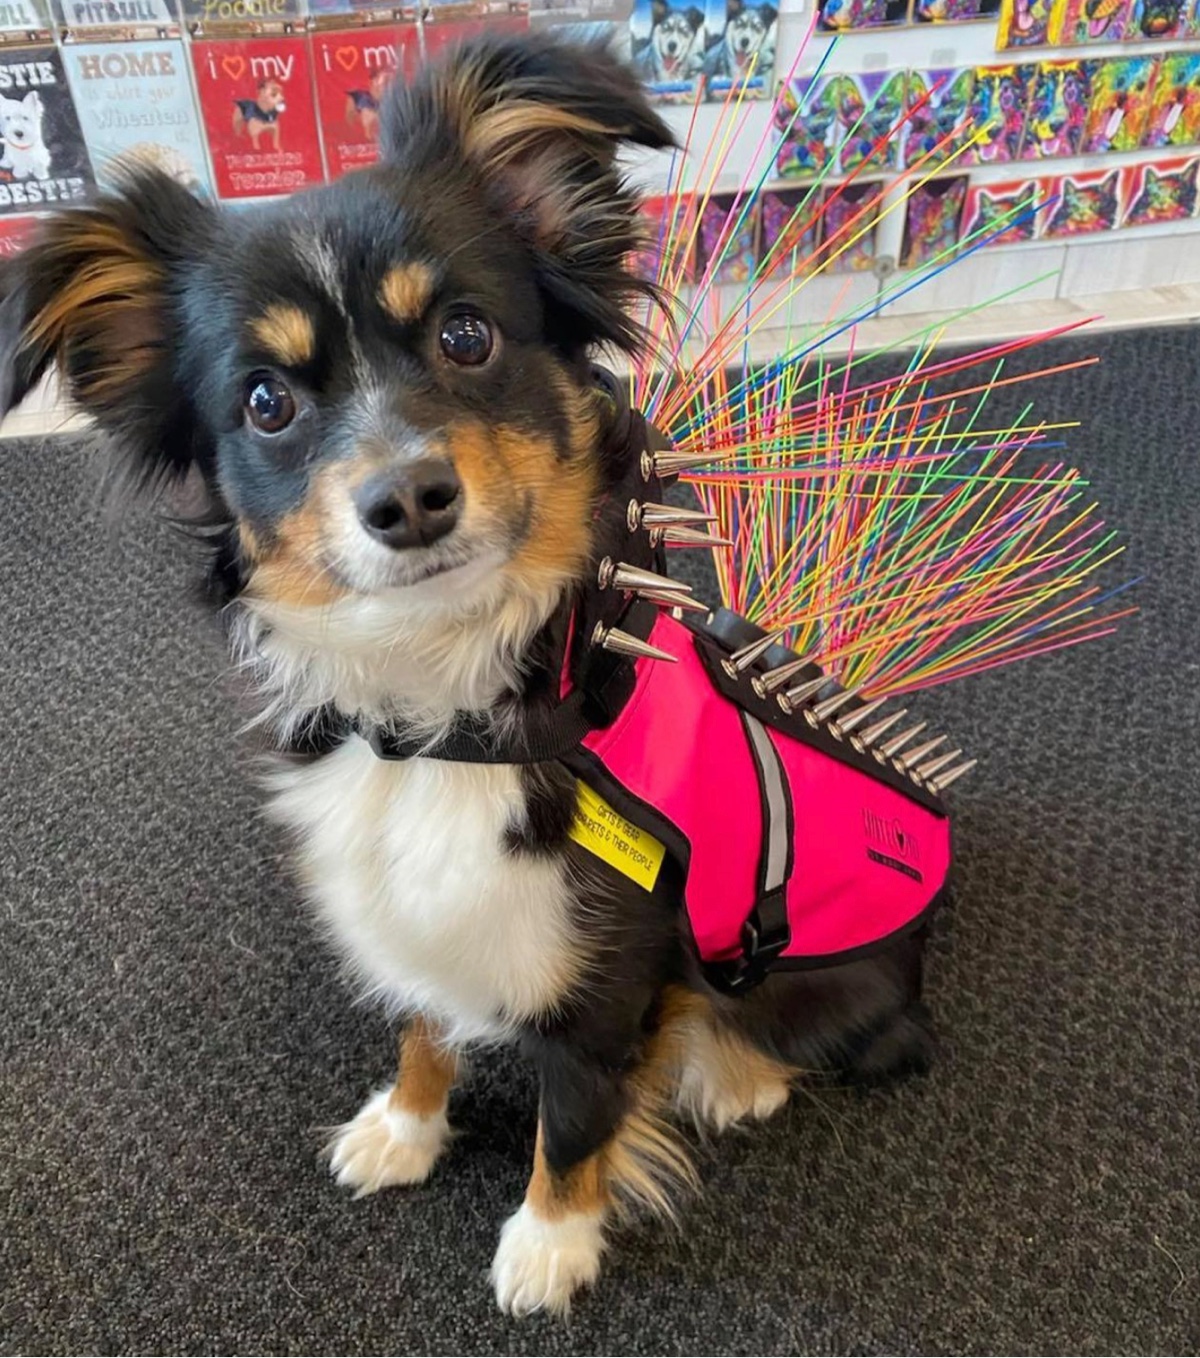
439;311;495;367
244;373;296;434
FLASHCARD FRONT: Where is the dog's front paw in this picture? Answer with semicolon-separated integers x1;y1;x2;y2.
677;1059;791;1132
491;1204;605;1316
326;1088;450;1197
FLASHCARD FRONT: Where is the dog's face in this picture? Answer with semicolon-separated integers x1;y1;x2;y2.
650;3;704;73
0;37;673;619
725;3;776;58
0;92;42;151
255;79;286;114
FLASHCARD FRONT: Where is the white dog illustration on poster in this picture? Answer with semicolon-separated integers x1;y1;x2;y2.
0;91;51;181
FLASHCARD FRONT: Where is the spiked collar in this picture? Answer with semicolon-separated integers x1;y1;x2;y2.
286;369;718;766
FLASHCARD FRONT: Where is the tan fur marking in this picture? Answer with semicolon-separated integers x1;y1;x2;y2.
388;1016;458;1119
444;378;600;592
465;103;610;167
527;1123;608;1222
249;303;315;368
244;465;350;609
378;262;435;325
23;216;166;404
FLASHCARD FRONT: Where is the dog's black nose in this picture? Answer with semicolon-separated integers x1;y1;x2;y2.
354;460;462;550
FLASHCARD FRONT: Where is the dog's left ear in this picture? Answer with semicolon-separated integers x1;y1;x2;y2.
381;33;675;354
761;3;779;25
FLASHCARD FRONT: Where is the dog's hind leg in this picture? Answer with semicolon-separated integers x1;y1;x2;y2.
326;1015;458;1196
671;989;794;1132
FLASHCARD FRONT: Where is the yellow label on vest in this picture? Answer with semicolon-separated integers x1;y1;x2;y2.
568;781;666;892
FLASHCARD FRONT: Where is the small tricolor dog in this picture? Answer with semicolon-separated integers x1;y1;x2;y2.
0;35;958;1314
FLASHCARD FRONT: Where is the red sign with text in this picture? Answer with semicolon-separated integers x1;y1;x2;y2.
191;36;324;200
311;25;418;179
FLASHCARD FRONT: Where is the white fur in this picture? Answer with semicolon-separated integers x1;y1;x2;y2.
0;92;50;182
327;1087;451;1195
233;563;560;742
491;1203;606;1316
267;736;578;1045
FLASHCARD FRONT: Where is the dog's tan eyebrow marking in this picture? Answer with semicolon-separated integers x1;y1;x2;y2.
378;262;436;324
249;303;316;367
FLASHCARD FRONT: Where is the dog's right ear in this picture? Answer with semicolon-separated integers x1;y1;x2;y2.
650;0;669;22
0;167;217;493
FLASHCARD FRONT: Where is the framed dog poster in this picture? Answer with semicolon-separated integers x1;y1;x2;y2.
1081;56;1156;153
816;0;905;32
900;174;967;266
1047;0;1133;41
965;63;1027;164
904;69;976;168
65;39;213;196
0;45;94;217
1019;59;1092;159
911;0;999;23
1144;51;1200;148
818;179;883;271
758;185;818;278
1041;167;1123;236
0;0;51;40
191;35;324;199
629;0;708;103
701;0;776;102
312;23;418;178
694;191;759;284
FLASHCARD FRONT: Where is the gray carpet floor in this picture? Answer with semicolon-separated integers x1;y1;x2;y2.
1;326;1197;1356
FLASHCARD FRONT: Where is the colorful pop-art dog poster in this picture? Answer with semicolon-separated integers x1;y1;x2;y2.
818;179;884;270
901;175;967;266
1048;0;1133;42
702;0;777;102
630;0;710;102
0;45;94;217
758;186;819;278
65;40;213;197
192;36;324;200
996;0;1052;46
1021;59;1093;159
312;25;419;179
816;0;905;31
904;68;976;168
775;70;907;178
912;0;998;23
1144;51;1200;147
1081;56;1157;153
1041;168;1124;236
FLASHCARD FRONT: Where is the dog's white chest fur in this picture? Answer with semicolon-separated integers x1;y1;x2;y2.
267;737;577;1043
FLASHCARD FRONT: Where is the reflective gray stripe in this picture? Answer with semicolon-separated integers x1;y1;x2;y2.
743;713;789;893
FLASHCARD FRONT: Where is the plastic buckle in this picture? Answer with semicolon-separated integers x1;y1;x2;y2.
706;910;790;997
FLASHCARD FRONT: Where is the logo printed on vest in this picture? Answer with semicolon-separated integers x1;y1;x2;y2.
862;807;920;863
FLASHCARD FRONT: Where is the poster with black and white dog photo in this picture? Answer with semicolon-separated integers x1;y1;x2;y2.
0;46;94;217
629;0;709;103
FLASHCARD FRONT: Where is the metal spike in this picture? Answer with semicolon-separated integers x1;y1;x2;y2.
597;557;693;595
777;675;828;712
722;629;788;677
804;686;860;728
649;448;737;478
627;499;719;532
875;721;927;761
659;525;735;549
751;655;819;698
592;622;676;664
895;735;948;771
828;696;889;738
913;748;963;781
851;708;908;752
926;759;978;793
637;588;709;615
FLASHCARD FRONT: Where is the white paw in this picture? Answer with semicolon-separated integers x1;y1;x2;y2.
326;1088;450;1197
491;1203;606;1316
677;1062;790;1132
